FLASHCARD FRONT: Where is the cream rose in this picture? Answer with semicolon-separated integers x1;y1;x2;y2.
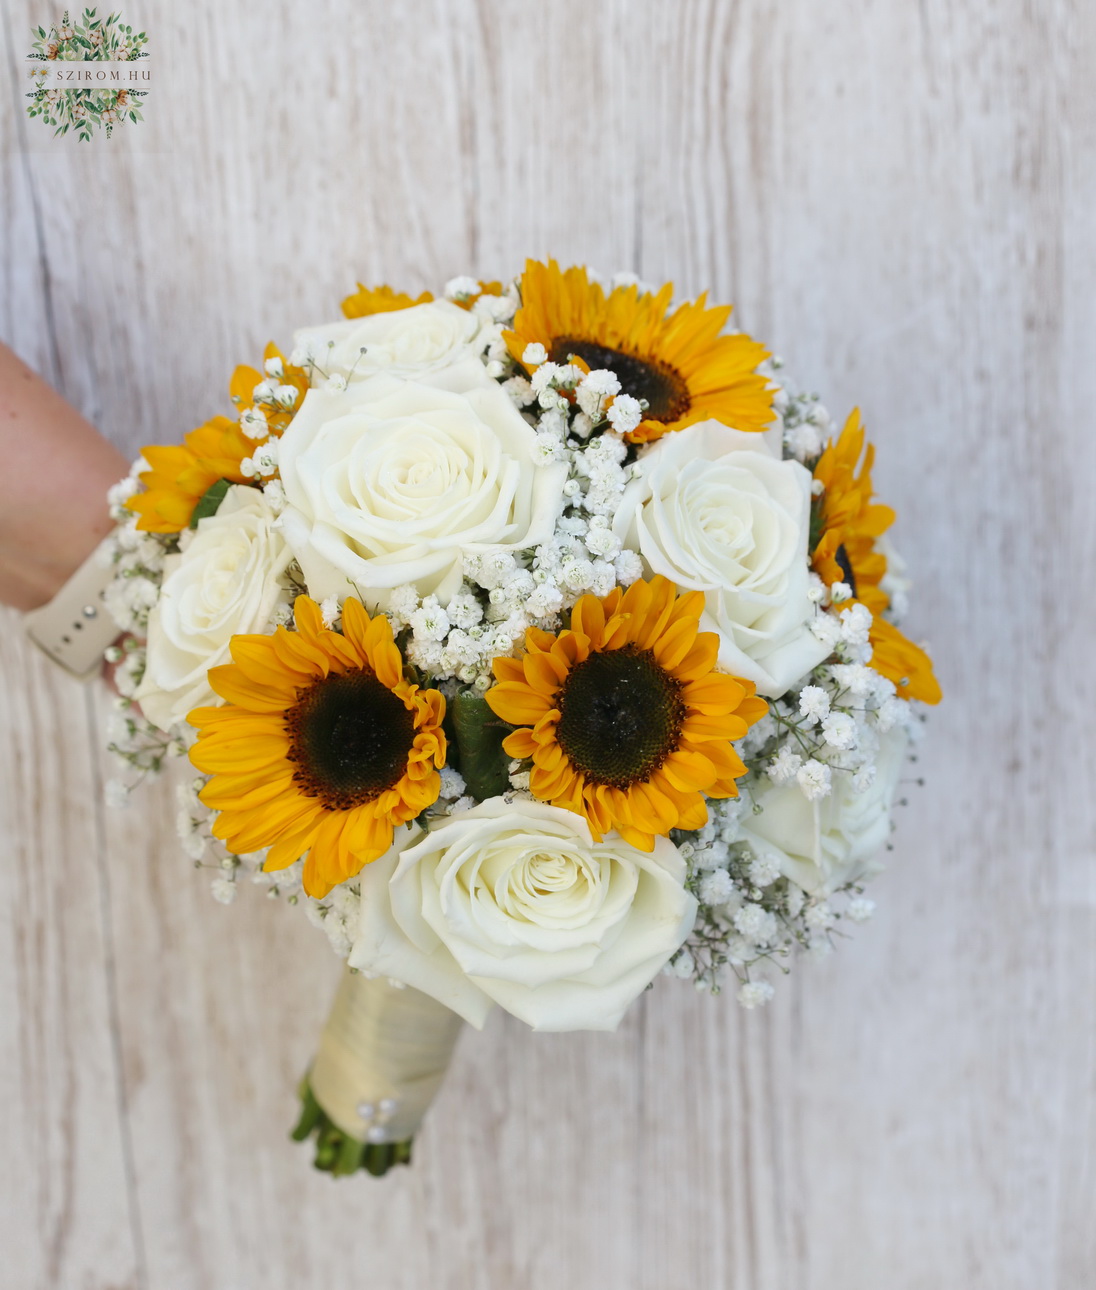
740;727;910;894
135;486;291;730
294;300;489;383
278;369;567;606
612;420;829;697
350;799;698;1032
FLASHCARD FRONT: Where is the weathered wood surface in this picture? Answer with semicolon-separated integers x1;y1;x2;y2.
2;0;1093;1286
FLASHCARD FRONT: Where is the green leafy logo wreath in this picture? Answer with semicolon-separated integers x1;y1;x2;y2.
26;8;149;140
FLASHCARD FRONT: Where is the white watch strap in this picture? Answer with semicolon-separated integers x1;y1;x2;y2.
24;542;120;681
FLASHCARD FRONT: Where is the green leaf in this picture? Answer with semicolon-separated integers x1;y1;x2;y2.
333;1133;365;1176
808;491;824;555
290;1085;322;1141
451;690;511;801
189;478;233;528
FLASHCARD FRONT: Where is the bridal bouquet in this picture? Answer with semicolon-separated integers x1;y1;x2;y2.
101;261;940;1176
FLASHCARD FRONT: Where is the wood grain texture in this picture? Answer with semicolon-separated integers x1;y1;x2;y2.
2;0;1094;1286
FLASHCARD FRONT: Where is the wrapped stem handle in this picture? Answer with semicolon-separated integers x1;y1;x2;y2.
293;966;464;1176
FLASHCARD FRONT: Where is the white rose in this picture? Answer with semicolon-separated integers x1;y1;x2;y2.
613;420;829;697
278;371;567;607
294;300;489;383
739;727;909;894
135;487;291;730
350;799;698;1032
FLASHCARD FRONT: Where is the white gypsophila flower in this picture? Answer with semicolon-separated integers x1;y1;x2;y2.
107;476;139;510
613;420;829;696
210;878;237;906
669;948;697;980
409;596;451;642
821;711;857;749
840;602;873;648
239;407;269;438
180;827;207;861
475;291;517;323
804;902;835;930
264;355;284;378
575;368;621;418
319;595;340;628
786;420;824;460
785;883;806;917
278;369;566;609
733;903;779;946
134;487;292;731
811;611;843;651
352;798;698;1031
252;440;279;475
796;759;833;801
530;361;561;393
387;583;420;622
737;980;775;1009
294;300;490;384
104;779;130;810
829;581;853;604
522;342;548;367
584;524;620;559
829;662;875;699
438;767;467;799
847;897;876;922
262;478;287;513
447;592;483;629
798;685;831;725
698;868;736;906
748;852;782;887
874;695;909;733
606;394;643;434
534;431;565;465
445;275;481;300
768;746;802;784
614;549;644;585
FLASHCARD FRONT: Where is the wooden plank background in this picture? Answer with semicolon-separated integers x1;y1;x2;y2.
2;1;1094;1286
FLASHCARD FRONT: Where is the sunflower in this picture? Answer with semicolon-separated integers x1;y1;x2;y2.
504;259;773;443
485;576;767;851
812;410;941;704
188;597;447;900
126;415;255;533
127;344;307;533
341;283;434;318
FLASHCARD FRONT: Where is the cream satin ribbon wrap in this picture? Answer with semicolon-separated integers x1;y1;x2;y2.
310;967;464;1144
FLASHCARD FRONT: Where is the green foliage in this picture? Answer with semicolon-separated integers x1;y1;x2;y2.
189;479;233;528
451;690;512;800
291;1078;414;1179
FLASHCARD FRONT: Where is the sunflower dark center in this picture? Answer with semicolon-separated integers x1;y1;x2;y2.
549;337;691;423
554;645;685;789
834;543;858;598
285;668;415;811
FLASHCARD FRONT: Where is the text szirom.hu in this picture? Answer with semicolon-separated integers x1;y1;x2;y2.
33;63;151;85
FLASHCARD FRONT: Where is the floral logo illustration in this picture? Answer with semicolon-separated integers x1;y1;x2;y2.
26;8;149;140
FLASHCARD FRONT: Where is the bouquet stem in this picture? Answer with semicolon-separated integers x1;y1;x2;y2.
291;966;464;1177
